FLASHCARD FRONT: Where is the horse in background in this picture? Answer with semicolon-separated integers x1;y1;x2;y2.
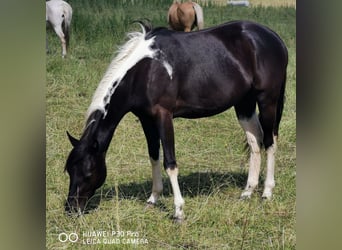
46;0;72;58
168;1;204;31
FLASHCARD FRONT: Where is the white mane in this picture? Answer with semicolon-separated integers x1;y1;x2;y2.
86;26;156;119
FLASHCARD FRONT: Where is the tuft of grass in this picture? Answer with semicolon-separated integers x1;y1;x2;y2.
47;1;295;249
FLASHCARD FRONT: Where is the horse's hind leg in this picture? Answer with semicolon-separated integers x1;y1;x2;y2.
257;99;278;199
184;26;191;32
237;111;264;198
52;24;67;58
178;3;195;32
235;93;264;198
263;134;277;199
139;116;163;205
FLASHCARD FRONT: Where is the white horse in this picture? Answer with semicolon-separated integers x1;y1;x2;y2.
46;0;72;58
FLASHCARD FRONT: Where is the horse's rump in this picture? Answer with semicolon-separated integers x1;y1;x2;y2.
46;0;72;57
167;1;204;31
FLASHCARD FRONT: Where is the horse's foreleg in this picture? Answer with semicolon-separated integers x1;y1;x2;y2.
238;112;263;198
166;167;184;222
139;117;163;205
156;108;185;222
147;157;163;204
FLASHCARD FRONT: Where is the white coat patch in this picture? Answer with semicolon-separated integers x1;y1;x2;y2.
162;60;173;79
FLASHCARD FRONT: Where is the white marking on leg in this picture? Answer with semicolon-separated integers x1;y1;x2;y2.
239;113;263;198
166;168;185;220
52;25;66;57
61;39;67;58
147;158;163;204
262;136;277;199
241;131;261;198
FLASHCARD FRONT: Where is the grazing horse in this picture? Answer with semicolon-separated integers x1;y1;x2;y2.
168;1;204;31
46;0;72;58
64;20;288;222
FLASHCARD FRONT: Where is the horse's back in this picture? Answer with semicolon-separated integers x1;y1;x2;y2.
153;21;287;86
143;21;287;118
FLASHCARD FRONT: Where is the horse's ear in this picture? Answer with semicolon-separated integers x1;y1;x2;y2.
132;19;152;33
66;131;79;147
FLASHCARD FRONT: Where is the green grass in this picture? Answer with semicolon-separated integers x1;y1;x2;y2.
46;1;296;249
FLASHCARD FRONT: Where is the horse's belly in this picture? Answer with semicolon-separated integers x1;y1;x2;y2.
173;98;235;119
174;108;231;119
173;77;249;119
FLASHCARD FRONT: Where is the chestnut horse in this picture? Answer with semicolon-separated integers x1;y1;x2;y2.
64;20;288;222
167;1;204;31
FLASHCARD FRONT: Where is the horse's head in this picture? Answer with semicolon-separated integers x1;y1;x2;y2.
64;131;106;213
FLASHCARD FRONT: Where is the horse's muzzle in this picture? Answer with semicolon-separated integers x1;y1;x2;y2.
64;196;86;214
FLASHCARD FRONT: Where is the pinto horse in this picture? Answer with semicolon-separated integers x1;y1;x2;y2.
46;0;72;58
64;20;288;221
167;1;204;31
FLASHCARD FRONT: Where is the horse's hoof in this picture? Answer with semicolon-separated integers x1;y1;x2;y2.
261;193;272;200
144;202;155;210
172;213;185;224
240;191;252;200
173;217;184;224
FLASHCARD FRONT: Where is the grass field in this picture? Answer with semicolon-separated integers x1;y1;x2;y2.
46;0;296;249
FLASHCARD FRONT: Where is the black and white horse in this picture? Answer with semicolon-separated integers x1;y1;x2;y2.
46;0;72;58
64;20;288;221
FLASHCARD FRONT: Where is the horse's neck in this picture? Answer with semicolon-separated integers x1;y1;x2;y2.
96;108;128;153
81;110;114;153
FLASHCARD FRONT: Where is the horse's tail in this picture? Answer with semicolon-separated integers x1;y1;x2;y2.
192;2;204;30
61;19;69;49
62;5;72;50
274;72;287;137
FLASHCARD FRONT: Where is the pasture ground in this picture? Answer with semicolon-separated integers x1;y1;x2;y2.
46;0;296;249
